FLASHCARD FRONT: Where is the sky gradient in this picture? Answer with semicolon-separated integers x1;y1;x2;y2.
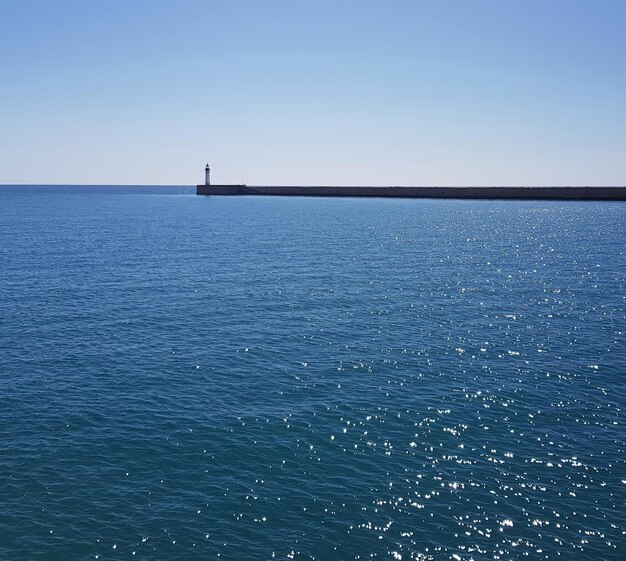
1;0;625;185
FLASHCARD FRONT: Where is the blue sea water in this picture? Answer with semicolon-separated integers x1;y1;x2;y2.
0;185;624;561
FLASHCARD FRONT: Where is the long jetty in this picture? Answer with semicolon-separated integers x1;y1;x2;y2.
197;184;626;201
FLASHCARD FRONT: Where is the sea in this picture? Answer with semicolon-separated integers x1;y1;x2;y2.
1;185;624;561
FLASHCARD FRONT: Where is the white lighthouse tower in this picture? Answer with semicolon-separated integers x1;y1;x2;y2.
204;163;211;186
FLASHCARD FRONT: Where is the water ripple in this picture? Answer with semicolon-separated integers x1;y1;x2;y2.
0;187;624;560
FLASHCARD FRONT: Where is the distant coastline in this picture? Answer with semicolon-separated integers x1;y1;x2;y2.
197;184;626;201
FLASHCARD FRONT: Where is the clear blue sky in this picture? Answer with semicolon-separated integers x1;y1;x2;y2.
1;0;625;185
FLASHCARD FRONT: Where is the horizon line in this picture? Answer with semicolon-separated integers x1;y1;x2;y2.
3;183;626;189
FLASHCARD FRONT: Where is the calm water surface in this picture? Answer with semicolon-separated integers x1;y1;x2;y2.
1;186;624;560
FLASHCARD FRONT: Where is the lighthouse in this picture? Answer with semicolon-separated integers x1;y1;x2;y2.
205;164;211;186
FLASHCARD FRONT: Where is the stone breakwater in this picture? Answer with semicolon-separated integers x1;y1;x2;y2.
197;184;626;200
